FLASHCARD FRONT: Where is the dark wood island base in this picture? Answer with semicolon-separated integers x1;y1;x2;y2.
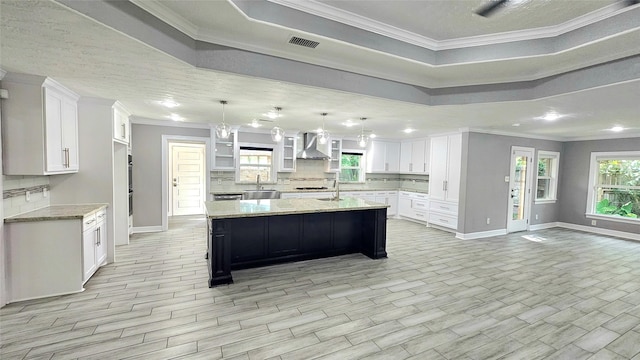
206;205;387;287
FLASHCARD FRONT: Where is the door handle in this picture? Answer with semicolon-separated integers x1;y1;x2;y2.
173;178;178;187
122;123;126;138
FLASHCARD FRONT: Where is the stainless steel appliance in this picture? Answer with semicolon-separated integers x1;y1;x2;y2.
128;155;133;216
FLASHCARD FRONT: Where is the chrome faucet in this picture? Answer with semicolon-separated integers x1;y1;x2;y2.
332;179;340;201
256;174;262;190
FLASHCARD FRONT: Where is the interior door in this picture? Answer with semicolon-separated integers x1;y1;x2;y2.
507;147;534;233
170;143;206;216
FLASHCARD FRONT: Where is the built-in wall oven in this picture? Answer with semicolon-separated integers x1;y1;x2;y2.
128;155;133;216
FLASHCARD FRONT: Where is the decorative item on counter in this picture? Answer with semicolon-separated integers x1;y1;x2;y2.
317;112;330;145
358;117;368;148
215;100;231;139
270;107;284;142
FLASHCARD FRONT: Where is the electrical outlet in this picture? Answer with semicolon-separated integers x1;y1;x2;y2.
25;191;31;202
217;178;222;185
486;217;490;224
535;214;539;220
591;220;597;226
43;188;49;198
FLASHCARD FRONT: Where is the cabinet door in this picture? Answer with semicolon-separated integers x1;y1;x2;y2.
113;107;130;144
61;97;79;171
82;227;97;282
367;141;387;173
411;140;426;173
95;214;108;266
398;194;412;217
387;193;398;216
400;141;412;172
446;134;462;203
44;90;65;172
211;128;237;170
385;142;400;172
326;139;342;172
429;136;448;201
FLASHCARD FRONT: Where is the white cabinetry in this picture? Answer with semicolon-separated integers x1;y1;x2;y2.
326;138;342;172
278;134;297;172
398;191;429;223
374;191;398;216
400;138;430;174
366;140;400;173
428;133;462;230
211;128;237;170
1;74;80;175
82;209;108;282
113;103;131;144
5;207;108;303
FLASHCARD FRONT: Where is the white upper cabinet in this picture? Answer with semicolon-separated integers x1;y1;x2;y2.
210;126;238;170
400;138;430;174
366;140;400;173
278;134;297;172
2;73;80;175
113;103;131;144
325;138;342;173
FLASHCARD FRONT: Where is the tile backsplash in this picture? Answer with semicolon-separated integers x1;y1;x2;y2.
210;159;428;193
2;175;50;218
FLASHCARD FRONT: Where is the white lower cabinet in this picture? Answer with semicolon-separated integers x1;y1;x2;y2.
5;207;108;303
398;191;429;223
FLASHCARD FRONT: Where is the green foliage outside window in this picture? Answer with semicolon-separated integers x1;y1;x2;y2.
340;153;362;182
596;159;640;218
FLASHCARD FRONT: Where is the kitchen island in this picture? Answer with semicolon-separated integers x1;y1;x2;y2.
205;197;388;287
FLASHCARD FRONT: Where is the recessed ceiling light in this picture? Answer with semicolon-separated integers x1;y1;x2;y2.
403;128;415;134
249;119;261;128
343;121;356;127
369;134;377;139
512;123;520;127
168;113;183;121
160;99;179;108
610;126;624;132
263;111;281;119
542;111;561;121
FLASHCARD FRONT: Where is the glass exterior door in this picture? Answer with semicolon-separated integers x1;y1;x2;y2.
508;147;534;232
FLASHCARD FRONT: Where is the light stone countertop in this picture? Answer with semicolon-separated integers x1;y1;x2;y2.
4;204;108;223
211;188;428;195
205;197;388;220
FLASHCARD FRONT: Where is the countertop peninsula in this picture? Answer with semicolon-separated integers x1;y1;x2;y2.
205;197;388;219
4;204;108;223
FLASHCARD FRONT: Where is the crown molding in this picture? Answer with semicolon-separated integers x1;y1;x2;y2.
130;0;199;38
269;0;631;50
466;128;566;142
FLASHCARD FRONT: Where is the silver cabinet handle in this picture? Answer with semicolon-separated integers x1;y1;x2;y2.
85;219;96;225
121;123;126;139
443;181;446;191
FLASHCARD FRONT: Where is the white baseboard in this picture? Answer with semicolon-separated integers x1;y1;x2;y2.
529;222;560;231
555;222;640;241
456;229;507;240
131;226;163;234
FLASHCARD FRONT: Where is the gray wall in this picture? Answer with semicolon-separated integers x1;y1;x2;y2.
459;132;563;234
558;137;640;234
131;124;210;227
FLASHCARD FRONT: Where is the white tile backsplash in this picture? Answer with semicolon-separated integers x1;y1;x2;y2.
2;175;50;217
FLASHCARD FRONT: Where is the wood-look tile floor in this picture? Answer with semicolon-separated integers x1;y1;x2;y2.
2;217;640;360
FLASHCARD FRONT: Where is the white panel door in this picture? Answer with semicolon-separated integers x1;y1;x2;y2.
171;144;206;216
428;136;448;201
445;134;462;203
507;147;534;233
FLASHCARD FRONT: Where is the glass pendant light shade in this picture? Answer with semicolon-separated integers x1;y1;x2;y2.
271;126;284;142
216;100;231;139
317;112;329;145
271;107;284;142
358;117;368;148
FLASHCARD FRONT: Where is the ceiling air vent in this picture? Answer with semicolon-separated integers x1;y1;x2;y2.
288;36;319;49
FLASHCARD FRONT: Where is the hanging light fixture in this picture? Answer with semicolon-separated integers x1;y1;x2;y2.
215;100;231;139
357;117;368;148
270;107;284;142
317;112;330;145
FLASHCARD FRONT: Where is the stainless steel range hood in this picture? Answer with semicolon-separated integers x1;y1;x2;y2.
296;132;330;160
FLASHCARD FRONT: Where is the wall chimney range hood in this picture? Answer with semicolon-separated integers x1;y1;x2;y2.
296;133;330;160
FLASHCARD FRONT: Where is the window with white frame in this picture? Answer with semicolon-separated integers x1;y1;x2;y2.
536;150;560;203
238;147;274;183
586;151;640;223
339;151;365;183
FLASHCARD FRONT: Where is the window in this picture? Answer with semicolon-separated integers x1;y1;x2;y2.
238;147;273;183
339;151;365;183
587;151;640;224
535;150;560;203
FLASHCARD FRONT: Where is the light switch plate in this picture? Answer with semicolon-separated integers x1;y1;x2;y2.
504;176;510;182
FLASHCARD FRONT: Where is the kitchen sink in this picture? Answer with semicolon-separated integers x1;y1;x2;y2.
242;190;280;200
317;198;342;202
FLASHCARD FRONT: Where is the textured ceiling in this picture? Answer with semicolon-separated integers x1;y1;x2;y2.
0;0;638;141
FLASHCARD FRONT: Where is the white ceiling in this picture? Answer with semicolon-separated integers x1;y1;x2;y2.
1;0;639;141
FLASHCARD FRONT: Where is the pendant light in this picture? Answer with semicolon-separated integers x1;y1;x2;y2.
270;107;284;142
215;100;231;139
317;112;330;145
357;117;368;148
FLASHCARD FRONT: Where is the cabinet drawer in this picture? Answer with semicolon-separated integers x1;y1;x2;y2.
409;209;428;222
96;209;107;223
83;214;97;231
428;213;457;229
412;199;429;210
429;200;458;215
411;193;428;200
